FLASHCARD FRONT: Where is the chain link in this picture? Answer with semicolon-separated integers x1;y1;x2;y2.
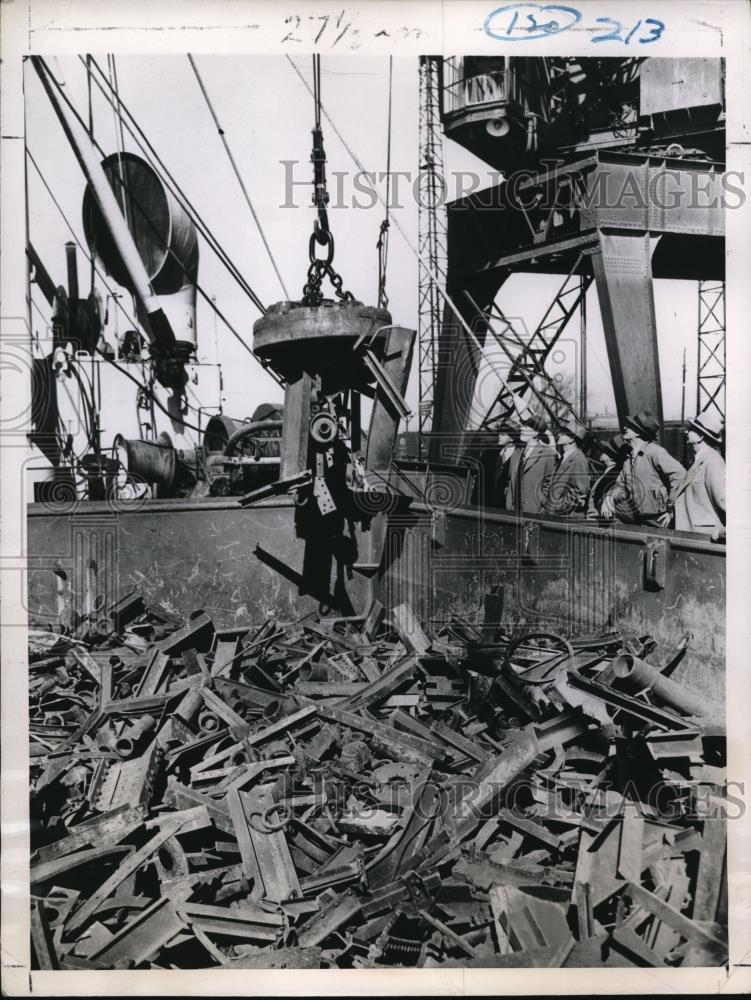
302;256;356;307
301;59;357;308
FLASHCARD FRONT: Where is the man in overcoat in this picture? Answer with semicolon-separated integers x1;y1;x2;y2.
674;409;725;536
545;419;591;515
494;429;520;509
513;413;558;514
601;410;685;527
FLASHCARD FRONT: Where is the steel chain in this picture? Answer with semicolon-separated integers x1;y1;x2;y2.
302;258;356;307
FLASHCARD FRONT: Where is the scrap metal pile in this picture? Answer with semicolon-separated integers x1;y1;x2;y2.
29;593;727;970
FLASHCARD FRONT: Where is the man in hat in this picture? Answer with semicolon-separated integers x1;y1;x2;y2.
544;419;591;515
512;413;558;513
601;410;685;527
587;434;629;518
673;409;725;535
494;428;521;510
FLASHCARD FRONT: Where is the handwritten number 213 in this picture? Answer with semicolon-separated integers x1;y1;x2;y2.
593;16;665;44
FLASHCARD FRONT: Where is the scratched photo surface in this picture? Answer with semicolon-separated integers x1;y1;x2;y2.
23;50;729;973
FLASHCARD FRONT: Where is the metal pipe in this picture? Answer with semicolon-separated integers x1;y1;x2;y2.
65;242;79;301
299;663;330;682
115;713;156;758
223;420;284;456
30;57;175;351
174;688;203;727
611;653;713;719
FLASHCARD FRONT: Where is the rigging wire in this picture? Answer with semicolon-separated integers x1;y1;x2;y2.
84;55;98;299
187;54;290;300
28;146;147;336
79;54;265;313
37;56;269;324
96;351;207;435
85;55;94;138
299;54;355;306
286;54;531;421
45;351;98;465
74;55;283;384
106;54;131;232
313;54;322;129
287;56;371;186
40;299;209;439
68;364;97;444
26;146;230;424
28;61;281;384
309;52;329;239
109;54;129;178
377;56;393;309
34;276;208;437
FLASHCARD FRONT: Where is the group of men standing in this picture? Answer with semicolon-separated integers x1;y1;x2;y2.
493;408;725;537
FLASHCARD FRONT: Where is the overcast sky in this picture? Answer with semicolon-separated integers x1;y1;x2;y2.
25;54;701;434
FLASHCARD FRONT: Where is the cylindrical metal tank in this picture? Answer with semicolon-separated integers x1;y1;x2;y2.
82;152;199;351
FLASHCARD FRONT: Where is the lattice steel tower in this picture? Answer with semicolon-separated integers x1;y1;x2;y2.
697;280;725;419
417;56;448;452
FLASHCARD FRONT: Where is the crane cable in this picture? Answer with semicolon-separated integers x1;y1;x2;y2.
313;53;322;129
186;54;290;301
81;54;265;314
286;54;530;421
84;53;101;426
33;57;281;384
377;57;393;310
26;140;273;393
98;352;207;435
26;146;230;430
85;54;96;300
107;54;131;231
311;53;328;237
300;54;354;306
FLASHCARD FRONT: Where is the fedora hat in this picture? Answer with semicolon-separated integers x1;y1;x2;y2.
600;433;628;462
558;418;588;444
521;412;547;434
688;408;724;446
623;410;660;441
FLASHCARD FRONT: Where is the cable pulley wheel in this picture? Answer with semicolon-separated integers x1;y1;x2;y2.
310;411;338;445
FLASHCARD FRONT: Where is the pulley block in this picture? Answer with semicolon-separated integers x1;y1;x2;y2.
310;411;339;445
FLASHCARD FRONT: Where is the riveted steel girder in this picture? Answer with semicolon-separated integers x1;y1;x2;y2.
591;231;663;429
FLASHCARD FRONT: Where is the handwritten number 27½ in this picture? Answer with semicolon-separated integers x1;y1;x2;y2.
592;16;665;44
